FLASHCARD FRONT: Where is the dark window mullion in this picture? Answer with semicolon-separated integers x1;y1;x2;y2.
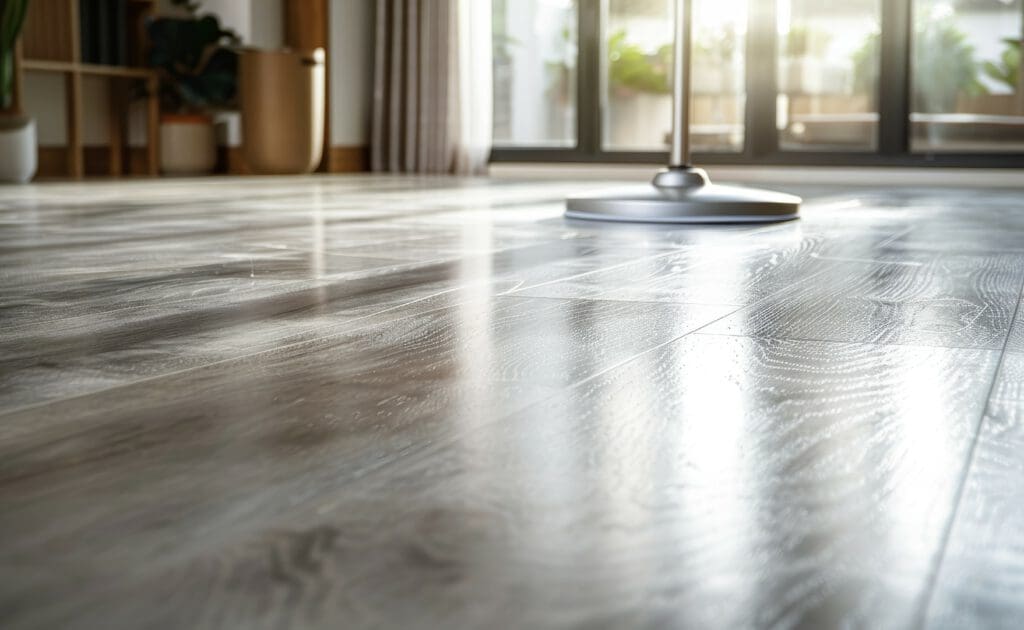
577;0;602;156
878;0;912;155
745;0;779;159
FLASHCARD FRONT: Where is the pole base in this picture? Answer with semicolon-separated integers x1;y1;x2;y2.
565;167;800;224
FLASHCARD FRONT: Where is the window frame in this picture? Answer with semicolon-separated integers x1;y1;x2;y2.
490;0;1024;168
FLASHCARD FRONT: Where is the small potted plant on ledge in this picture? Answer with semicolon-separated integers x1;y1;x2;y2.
147;0;238;175
0;0;34;183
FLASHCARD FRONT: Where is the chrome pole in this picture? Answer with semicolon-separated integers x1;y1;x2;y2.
669;0;692;167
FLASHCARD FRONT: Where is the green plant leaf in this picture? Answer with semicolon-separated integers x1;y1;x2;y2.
146;11;239;113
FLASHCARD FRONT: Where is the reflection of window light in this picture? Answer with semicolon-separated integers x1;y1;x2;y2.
696;0;746;28
932;3;954;19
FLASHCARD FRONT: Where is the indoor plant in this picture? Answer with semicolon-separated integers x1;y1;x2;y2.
0;0;34;183
147;0;238;175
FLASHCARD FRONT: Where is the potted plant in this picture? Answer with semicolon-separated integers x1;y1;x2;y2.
147;0;239;175
0;0;34;183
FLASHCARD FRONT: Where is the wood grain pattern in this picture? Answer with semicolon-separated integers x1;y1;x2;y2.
923;351;1024;630
21;0;74;61
1;177;1024;629
64;70;83;178
703;251;1024;349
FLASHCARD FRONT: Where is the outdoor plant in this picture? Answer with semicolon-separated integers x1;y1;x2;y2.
0;0;29;113
853;17;984;112
607;26;737;96
785;25;830;58
982;38;1021;91
146;0;240;114
608;30;672;95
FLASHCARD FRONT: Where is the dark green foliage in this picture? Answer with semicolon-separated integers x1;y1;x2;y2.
0;0;30;112
146;1;240;113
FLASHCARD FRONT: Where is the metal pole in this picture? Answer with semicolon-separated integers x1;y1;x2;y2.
564;0;800;224
669;0;693;167
1018;4;1024;114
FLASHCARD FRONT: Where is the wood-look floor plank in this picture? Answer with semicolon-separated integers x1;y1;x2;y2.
512;226;847;305
4;177;1024;629
923;351;1024;630
0;236;733;409
702;251;1024;349
0;335;998;629
0;297;731;589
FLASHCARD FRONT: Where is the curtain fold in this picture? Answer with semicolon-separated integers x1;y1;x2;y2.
372;0;491;175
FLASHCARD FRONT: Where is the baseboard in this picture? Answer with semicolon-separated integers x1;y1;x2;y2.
328;146;370;173
36;145;370;179
489;162;1024;189
36;146;151;179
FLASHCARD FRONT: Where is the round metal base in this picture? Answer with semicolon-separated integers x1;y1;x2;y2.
565;168;800;224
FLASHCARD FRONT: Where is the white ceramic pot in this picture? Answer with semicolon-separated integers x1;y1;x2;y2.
159;114;217;175
0;116;38;184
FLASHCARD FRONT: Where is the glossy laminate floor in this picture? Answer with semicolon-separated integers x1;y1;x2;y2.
2;175;1024;629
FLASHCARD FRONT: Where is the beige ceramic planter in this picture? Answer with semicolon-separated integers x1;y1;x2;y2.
159;114;216;175
239;47;325;174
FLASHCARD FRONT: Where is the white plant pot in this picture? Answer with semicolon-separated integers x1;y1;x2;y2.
0;116;38;184
159;116;217;175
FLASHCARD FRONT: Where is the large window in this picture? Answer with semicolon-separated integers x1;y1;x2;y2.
492;0;578;147
777;0;881;151
910;0;1024;152
492;0;1024;166
602;0;747;152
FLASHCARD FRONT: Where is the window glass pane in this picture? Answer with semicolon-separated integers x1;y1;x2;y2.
911;0;1024;152
776;0;881;151
492;0;578;147
602;0;746;152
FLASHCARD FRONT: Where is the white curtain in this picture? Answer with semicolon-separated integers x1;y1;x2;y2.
371;0;492;175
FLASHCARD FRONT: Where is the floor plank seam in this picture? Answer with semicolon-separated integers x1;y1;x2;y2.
503;229;761;295
359;264;840;489
0;235;767;417
911;272;1024;630
689;329;1006;354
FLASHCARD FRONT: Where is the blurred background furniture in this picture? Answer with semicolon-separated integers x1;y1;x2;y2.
18;0;159;178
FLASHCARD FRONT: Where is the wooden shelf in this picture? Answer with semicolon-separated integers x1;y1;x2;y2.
17;0;160;179
22;59;155;79
19;58;75;73
80;63;155;79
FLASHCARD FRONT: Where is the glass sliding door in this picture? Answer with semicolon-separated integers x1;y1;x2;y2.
490;0;1024;167
776;0;882;151
492;0;579;147
601;0;746;152
910;0;1024;152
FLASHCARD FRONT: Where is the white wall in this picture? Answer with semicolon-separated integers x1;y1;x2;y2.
330;0;374;146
